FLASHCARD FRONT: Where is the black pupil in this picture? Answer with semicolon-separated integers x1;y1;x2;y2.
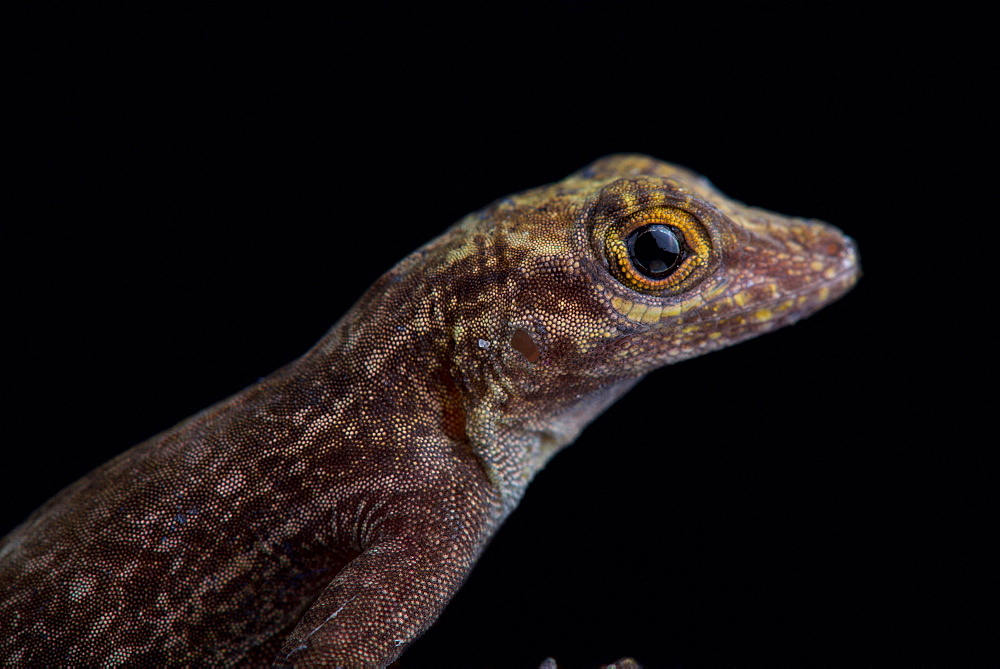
625;224;683;278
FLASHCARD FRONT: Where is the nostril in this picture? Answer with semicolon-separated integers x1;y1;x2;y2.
837;234;861;274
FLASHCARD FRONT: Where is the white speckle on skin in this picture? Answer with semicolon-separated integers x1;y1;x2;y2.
67;575;96;602
477;339;490;349
216;471;245;496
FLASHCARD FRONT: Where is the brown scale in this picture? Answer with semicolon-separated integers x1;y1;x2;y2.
0;155;859;666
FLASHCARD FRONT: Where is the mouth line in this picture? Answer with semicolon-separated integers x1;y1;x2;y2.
698;263;860;328
627;261;860;333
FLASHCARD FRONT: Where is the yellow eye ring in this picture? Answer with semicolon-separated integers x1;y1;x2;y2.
604;206;712;294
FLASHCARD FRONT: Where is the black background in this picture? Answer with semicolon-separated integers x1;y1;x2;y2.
4;3;995;667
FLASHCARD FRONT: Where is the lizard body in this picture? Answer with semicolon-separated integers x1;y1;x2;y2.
0;155;858;666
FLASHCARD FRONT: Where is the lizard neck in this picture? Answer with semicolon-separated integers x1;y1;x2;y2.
462;375;641;511
291;247;637;512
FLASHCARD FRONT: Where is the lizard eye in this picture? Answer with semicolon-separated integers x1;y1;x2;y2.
625;224;684;278
604;206;712;294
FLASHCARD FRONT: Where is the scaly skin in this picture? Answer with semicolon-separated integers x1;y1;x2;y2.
0;155;859;666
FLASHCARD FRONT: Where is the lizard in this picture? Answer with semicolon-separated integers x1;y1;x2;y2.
0;154;859;666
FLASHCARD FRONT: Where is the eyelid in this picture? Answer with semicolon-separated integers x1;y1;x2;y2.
621;207;698;235
604;206;713;295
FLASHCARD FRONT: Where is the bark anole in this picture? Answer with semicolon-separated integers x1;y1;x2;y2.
0;155;859;666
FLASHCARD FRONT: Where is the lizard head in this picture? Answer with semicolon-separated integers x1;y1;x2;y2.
568;155;860;376
426;154;859;460
342;155;858;482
